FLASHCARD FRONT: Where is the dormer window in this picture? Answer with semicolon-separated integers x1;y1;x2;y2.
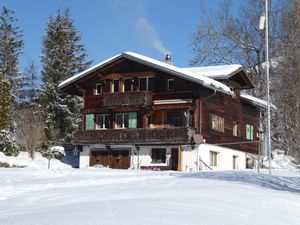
168;79;174;91
95;83;102;95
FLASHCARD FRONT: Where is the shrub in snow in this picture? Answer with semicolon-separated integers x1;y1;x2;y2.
0;130;19;156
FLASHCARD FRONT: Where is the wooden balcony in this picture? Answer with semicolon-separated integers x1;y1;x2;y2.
74;127;194;145
84;91;152;109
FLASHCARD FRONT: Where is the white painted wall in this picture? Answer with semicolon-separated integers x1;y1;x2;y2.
196;144;246;171
80;143;251;171
131;146;173;169
79;146;90;168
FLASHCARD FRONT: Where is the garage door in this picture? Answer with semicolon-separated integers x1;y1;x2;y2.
90;150;131;169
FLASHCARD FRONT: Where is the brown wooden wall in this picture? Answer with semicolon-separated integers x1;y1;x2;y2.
200;93;259;154
67;57;261;155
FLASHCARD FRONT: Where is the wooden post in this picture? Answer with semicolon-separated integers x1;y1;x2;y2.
178;145;183;172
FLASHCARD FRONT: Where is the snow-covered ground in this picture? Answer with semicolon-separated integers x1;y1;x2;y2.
0;167;299;225
0;151;71;169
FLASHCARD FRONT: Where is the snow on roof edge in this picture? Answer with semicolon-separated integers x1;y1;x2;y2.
123;52;233;96
240;93;277;110
58;54;122;88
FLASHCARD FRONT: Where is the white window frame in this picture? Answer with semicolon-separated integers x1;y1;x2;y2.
138;76;154;91
115;113;128;129
95;114;109;129
111;79;120;93
167;79;175;91
210;151;219;167
233;121;239;137
211;114;224;132
95;83;102;95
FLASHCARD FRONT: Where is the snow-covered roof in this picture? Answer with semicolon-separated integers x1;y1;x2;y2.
58;51;275;110
182;65;243;79
59;54;122;88
240;93;277;110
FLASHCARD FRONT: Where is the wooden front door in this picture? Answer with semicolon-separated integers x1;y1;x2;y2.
171;148;179;171
112;150;131;169
90;150;130;169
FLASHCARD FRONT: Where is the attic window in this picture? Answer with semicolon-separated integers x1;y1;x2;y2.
95;83;102;95
167;79;174;91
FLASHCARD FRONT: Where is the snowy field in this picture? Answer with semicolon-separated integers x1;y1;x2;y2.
0;167;300;225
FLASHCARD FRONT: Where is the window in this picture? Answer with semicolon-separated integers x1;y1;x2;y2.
85;114;94;130
210;151;218;167
115;112;137;129
168;111;181;127
167;79;174;91
95;114;109;129
95;83;102;95
152;148;166;163
211;114;224;132
112;79;120;92
233;121;239;136
139;77;154;91
124;78;133;92
246;124;254;140
233;155;239;169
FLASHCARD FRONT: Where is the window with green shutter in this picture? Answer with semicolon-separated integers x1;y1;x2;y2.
128;112;137;128
246;124;254;140
85;114;95;130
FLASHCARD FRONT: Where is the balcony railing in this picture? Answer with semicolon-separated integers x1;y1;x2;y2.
84;92;152;109
74;127;194;145
102;92;152;107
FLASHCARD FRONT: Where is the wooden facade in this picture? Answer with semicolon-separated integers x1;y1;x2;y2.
61;54;261;157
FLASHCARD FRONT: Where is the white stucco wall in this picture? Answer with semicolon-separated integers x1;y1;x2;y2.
80;143;251;171
197;144;247;170
131;146;173;169
79;146;90;168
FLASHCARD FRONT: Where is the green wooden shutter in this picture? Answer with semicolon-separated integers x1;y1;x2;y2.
128;112;137;128
250;125;254;140
85;114;95;130
246;124;251;140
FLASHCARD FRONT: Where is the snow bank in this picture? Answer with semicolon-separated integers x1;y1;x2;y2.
0;151;71;169
266;149;299;171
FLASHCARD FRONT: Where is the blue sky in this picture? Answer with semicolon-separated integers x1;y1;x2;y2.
1;0;221;72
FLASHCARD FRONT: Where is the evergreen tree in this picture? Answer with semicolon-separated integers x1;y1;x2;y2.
0;6;24;120
20;61;39;107
41;9;91;142
0;75;10;130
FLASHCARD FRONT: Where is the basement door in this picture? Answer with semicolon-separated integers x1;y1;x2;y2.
90;150;131;169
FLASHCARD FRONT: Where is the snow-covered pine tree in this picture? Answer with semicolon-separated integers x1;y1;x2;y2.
41;9;91;142
0;6;24;124
20;61;40;107
0;7;23;155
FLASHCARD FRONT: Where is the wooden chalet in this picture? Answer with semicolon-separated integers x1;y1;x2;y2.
59;52;270;171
